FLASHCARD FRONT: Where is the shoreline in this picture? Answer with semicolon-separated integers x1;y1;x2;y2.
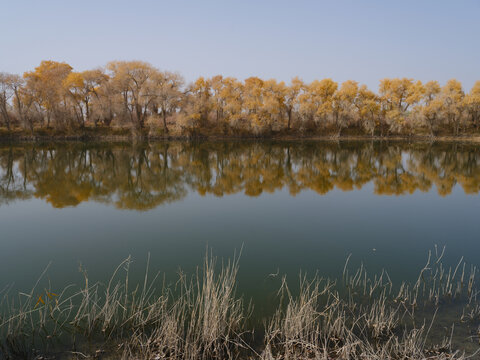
2;132;480;144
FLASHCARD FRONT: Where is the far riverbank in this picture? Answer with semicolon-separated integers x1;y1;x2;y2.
2;126;480;143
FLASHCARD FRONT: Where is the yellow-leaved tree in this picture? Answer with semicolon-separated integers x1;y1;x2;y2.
23;60;73;128
440;79;464;136
332;80;359;136
379;78;424;135
464;81;480;130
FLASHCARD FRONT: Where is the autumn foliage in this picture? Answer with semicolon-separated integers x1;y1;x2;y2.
1;60;480;137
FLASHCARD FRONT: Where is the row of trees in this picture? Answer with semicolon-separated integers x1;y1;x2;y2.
1;60;479;137
2;142;480;209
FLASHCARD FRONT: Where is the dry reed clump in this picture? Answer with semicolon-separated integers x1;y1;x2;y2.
121;254;247;360
261;247;479;360
0;253;247;360
0;247;479;360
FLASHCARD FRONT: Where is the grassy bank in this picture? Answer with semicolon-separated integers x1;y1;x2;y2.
1;249;479;359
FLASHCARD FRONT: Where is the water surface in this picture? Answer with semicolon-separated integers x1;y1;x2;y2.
0;140;479;316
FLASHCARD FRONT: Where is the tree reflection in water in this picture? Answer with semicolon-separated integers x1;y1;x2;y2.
0;141;479;209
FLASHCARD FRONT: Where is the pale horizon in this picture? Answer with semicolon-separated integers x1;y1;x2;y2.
1;0;479;90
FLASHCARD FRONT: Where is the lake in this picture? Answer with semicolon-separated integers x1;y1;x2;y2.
1;140;480;354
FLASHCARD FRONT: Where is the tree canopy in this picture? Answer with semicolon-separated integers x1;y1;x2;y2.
1;60;479;137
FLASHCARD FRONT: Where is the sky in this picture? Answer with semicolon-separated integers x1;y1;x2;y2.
1;0;479;91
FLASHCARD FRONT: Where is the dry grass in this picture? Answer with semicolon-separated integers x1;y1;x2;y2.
0;248;479;359
0;252;247;360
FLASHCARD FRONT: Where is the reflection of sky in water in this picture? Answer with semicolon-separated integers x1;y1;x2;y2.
0;142;479;315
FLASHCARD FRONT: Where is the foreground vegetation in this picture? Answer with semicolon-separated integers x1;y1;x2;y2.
1;249;479;359
1;61;480;139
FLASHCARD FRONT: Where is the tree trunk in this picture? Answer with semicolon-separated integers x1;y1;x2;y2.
0;96;11;131
162;110;169;133
84;99;90;125
0;108;11;131
13;90;31;134
135;104;143;129
453;116;459;136
287;108;292;130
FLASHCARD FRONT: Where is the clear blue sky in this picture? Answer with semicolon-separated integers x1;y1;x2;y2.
1;0;479;91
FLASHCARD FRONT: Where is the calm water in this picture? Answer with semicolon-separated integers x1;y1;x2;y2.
0;140;480;316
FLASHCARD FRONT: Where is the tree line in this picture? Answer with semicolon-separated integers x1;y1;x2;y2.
1;142;480;209
1;60;479;137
